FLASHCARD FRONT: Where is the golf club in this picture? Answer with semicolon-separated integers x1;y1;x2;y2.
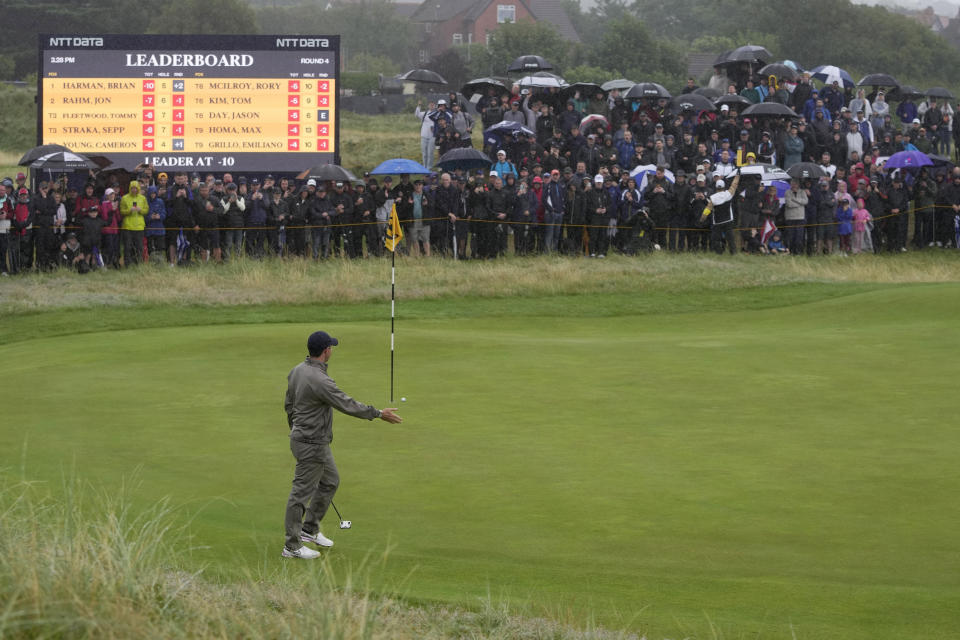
331;500;351;529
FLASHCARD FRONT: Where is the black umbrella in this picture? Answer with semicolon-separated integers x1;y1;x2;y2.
926;86;955;100
601;78;635;92
397;68;447;85
462;77;508;96
786;162;825;180
668;94;716;114
507;55;553;73
692;87;721;100
758;63;797;81
714;94;752;109
18;143;71;166
888;84;923;101
858;73;899;87
742;102;798;117
436;147;492;172
715;44;772;65
561;82;604;100
305;164;357;183
625;82;671;100
29;151;98;171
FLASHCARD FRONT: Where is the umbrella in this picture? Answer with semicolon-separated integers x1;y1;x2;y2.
484;120;535;149
86;155;114;169
762;179;792;204
884;150;933;169
368;158;432;175
758;63;797;81
29;151;98;171
462;77;507;97
578;114;609;135
628;164;675;192
692;87;721;99
397;68;447;85
669;94;716;113
715;94;752;109
782;60;805;72
810;65;854;89
601;78;635;92
926;87;955;100
742;102;798;117
436;147;492;172
715;44;772;65
18;143;71;166
625;82;671;100
858;73;899;87
508;55;553;73
518;74;564;89
305;163;357;182
740;163;791;182
888;84;923;100
786;162;825;180
561;82;604;100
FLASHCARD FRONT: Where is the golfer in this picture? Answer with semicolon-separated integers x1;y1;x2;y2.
282;330;402;559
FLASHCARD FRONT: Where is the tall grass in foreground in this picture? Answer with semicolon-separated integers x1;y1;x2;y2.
0;472;638;639
1;251;958;315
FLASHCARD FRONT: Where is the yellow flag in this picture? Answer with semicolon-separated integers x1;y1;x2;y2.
384;202;404;252
383;203;403;251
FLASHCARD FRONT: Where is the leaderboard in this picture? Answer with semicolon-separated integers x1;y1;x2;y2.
39;35;340;172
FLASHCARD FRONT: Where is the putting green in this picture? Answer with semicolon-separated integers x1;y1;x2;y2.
2;284;958;639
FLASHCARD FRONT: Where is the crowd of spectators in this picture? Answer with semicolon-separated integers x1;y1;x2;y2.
413;68;960;257
3;67;960;274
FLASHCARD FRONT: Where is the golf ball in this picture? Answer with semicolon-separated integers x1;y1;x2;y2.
401;397;407;402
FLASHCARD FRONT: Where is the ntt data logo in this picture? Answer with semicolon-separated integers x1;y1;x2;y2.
48;37;104;47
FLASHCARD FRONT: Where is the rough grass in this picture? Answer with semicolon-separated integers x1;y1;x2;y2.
339;112;421;175
1;252;958;315
0;472;636;640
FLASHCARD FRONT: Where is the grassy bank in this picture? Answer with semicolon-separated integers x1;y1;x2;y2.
0;473;632;639
2;251;958;317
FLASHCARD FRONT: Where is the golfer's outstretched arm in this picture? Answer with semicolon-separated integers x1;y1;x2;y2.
315;379;402;423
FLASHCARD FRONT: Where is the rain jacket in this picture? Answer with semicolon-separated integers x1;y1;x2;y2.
100;199;121;235
285;358;380;445
145;186;166;237
119;181;147;231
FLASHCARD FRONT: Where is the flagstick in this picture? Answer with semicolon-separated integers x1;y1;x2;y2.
390;248;395;403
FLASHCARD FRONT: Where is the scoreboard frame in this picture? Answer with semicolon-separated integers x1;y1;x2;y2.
38;34;341;172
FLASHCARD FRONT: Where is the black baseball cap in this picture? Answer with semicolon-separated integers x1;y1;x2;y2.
307;331;339;355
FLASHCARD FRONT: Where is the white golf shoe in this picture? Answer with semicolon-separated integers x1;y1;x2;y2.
300;529;334;548
282;546;321;559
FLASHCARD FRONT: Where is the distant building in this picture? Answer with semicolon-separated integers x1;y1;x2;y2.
410;0;580;62
906;6;951;32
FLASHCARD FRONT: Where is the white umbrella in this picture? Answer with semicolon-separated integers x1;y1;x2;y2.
629;164;675;192
518;75;564;89
740;163;790;182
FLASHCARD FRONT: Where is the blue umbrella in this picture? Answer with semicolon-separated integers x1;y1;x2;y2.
810;65;854;89
884;150;933;170
368;158;432;175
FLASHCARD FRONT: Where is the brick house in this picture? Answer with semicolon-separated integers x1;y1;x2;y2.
410;0;580;62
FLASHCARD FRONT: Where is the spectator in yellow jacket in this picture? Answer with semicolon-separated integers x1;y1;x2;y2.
119;180;147;266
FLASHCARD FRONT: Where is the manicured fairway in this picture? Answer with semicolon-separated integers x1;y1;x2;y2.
2;283;958;639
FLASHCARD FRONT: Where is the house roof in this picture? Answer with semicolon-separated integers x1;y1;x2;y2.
527;0;580;43
410;0;477;22
394;2;420;19
410;0;580;43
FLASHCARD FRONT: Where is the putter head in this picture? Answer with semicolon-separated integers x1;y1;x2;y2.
339;520;352;529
